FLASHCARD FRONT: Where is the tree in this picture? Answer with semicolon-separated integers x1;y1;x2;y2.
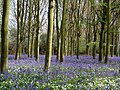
55;0;60;60
91;0;97;59
1;0;10;73
76;0;86;59
105;0;110;63
15;0;22;60
99;0;107;62
44;0;55;71
28;0;32;58
35;0;40;61
60;0;67;62
0;0;3;25
15;0;29;59
86;0;92;56
0;0;3;34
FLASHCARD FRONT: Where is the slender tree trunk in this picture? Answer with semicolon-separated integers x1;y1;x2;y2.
44;0;55;71
1;0;10;73
92;1;97;59
115;31;119;56
105;0;110;63
86;31;89;55
110;29;115;57
64;30;68;56
30;33;35;58
92;23;97;59
19;0;25;56
32;4;37;58
114;19;119;56
87;26;91;55
60;0;67;62
33;1;37;58
22;0;28;54
76;0;81;59
72;32;75;55
86;8;90;55
99;0;107;62
77;33;80;59
64;24;69;56
15;0;21;60
70;27;74;56
103;32;106;58
99;25;104;62
28;0;32;57
35;0;40;61
67;30;70;55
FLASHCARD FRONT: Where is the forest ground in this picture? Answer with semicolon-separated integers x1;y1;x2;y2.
0;55;120;89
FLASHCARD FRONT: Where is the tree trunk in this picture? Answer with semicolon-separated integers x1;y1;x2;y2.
28;0;32;57
105;0;110;63
35;0;40;61
1;0;10;73
99;0;107;62
15;0;21;60
44;0;55;71
115;31;119;56
92;0;97;59
55;0;60;60
30;33;35;58
60;0;67;62
77;33;80;59
110;29;115;57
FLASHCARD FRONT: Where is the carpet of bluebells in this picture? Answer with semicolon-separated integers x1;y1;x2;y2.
0;55;120;90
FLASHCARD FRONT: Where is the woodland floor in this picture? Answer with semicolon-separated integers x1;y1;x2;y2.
0;55;120;89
